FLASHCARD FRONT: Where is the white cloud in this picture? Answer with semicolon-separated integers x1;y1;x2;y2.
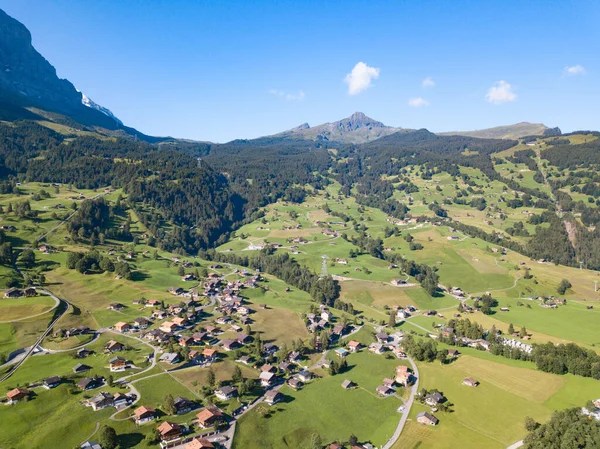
408;97;429;107
485;80;516;104
422;77;435;88
344;62;380;95
564;65;586;76
268;89;305;101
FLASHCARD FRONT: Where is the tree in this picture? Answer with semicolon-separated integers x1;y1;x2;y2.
520;326;528;338
524;416;540;432
97;425;118;449
164;394;176;415
436;349;448;365
207;368;217;389
19;249;35;268
388;311;396;328
557;279;572;295
309;433;323;449
508;323;515;335
349;434;358;445
232;366;243;384
0;242;13;265
177;266;185;276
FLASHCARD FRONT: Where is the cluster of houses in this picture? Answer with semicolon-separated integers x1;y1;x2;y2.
83;391;136;411
3;287;37;298
305;305;351;339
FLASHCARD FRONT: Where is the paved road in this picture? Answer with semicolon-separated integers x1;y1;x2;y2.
507;440;524;449
382;356;420;449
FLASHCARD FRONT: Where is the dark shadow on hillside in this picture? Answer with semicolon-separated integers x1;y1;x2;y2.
118;433;144;448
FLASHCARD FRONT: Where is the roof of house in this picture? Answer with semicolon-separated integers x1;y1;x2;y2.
134;405;156;418
7;387;29;399
196;407;223;423
264;390;281;400
44;376;61;384
157;421;181;435
417;411;439;424
341;379;355;388
185;437;215;449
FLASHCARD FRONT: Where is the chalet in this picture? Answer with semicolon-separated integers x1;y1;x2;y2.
192;332;208;343
287;378;303;390
143;329;169;342
43;376;61;389
185;437;215;449
24;287;36;297
152;310;167;320
297;370;313;383
179;336;194;347
114;322;131;333
462;377;479;387
259;371;277;387
376;385;394;397
321;311;333;321
202;348;217;363
196;407;225;428
188;350;202;364
382;378;395;389
168;287;184;295
113;393;130;409
107;303;124;311
216;316;233;325
172;317;188;327
221;339;240;351
109;356;127;372
4;288;23;298
238;355;253;366
236;333;253;345
134;317;150;329
375;332;390;343
395;365;411;385
332;324;345;337
393;347;407;359
341;379;355;389
73;363;92;374
447;349;460;359
159;352;180;365
77;377;100;390
391;279;406;287
6;387;29;403
288;351;302;363
157;421;182;441
368;343;385;355
105;340;124;353
86;392;114;411
417;411;439;426
261;364;277;373
160;321;178;333
347;340;362;352
263;343;279;355
215;385;238;401
174;397;195;415
264;390;283;405
182;274;196;282
134;406;157;424
425;392;445;406
146;299;161;307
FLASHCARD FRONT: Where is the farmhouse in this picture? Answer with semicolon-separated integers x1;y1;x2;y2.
287;377;303;390
376;385;394;397
341;379;356;389
77;377;101;390
347;340;362;352
86;392;114;411
297;370;313;382
159;352;180;364
73;363;92;374
134;317;150;329
417;412;439;425
174;397;195;414
462;377;479;387
4;288;23;298
6;387;29;403
160;321;178;333
259;371;277;387
202;348;217;362
425;392;445;406
395;365;411;385
43;376;61;389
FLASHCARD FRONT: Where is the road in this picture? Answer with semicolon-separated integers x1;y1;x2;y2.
507;440;524;449
382;356;420;449
0;288;69;383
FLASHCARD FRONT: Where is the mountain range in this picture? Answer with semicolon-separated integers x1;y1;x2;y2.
0;8;560;145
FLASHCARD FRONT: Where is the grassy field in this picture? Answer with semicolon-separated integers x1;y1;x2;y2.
233;350;404;448
0;296;56;321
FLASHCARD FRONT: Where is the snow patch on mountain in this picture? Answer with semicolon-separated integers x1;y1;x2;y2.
79;91;123;126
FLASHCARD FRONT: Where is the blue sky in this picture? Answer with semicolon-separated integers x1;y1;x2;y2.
1;0;598;142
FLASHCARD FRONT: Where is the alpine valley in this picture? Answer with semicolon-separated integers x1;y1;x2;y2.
0;7;599;449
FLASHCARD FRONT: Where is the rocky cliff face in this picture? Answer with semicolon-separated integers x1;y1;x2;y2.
0;8;121;128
